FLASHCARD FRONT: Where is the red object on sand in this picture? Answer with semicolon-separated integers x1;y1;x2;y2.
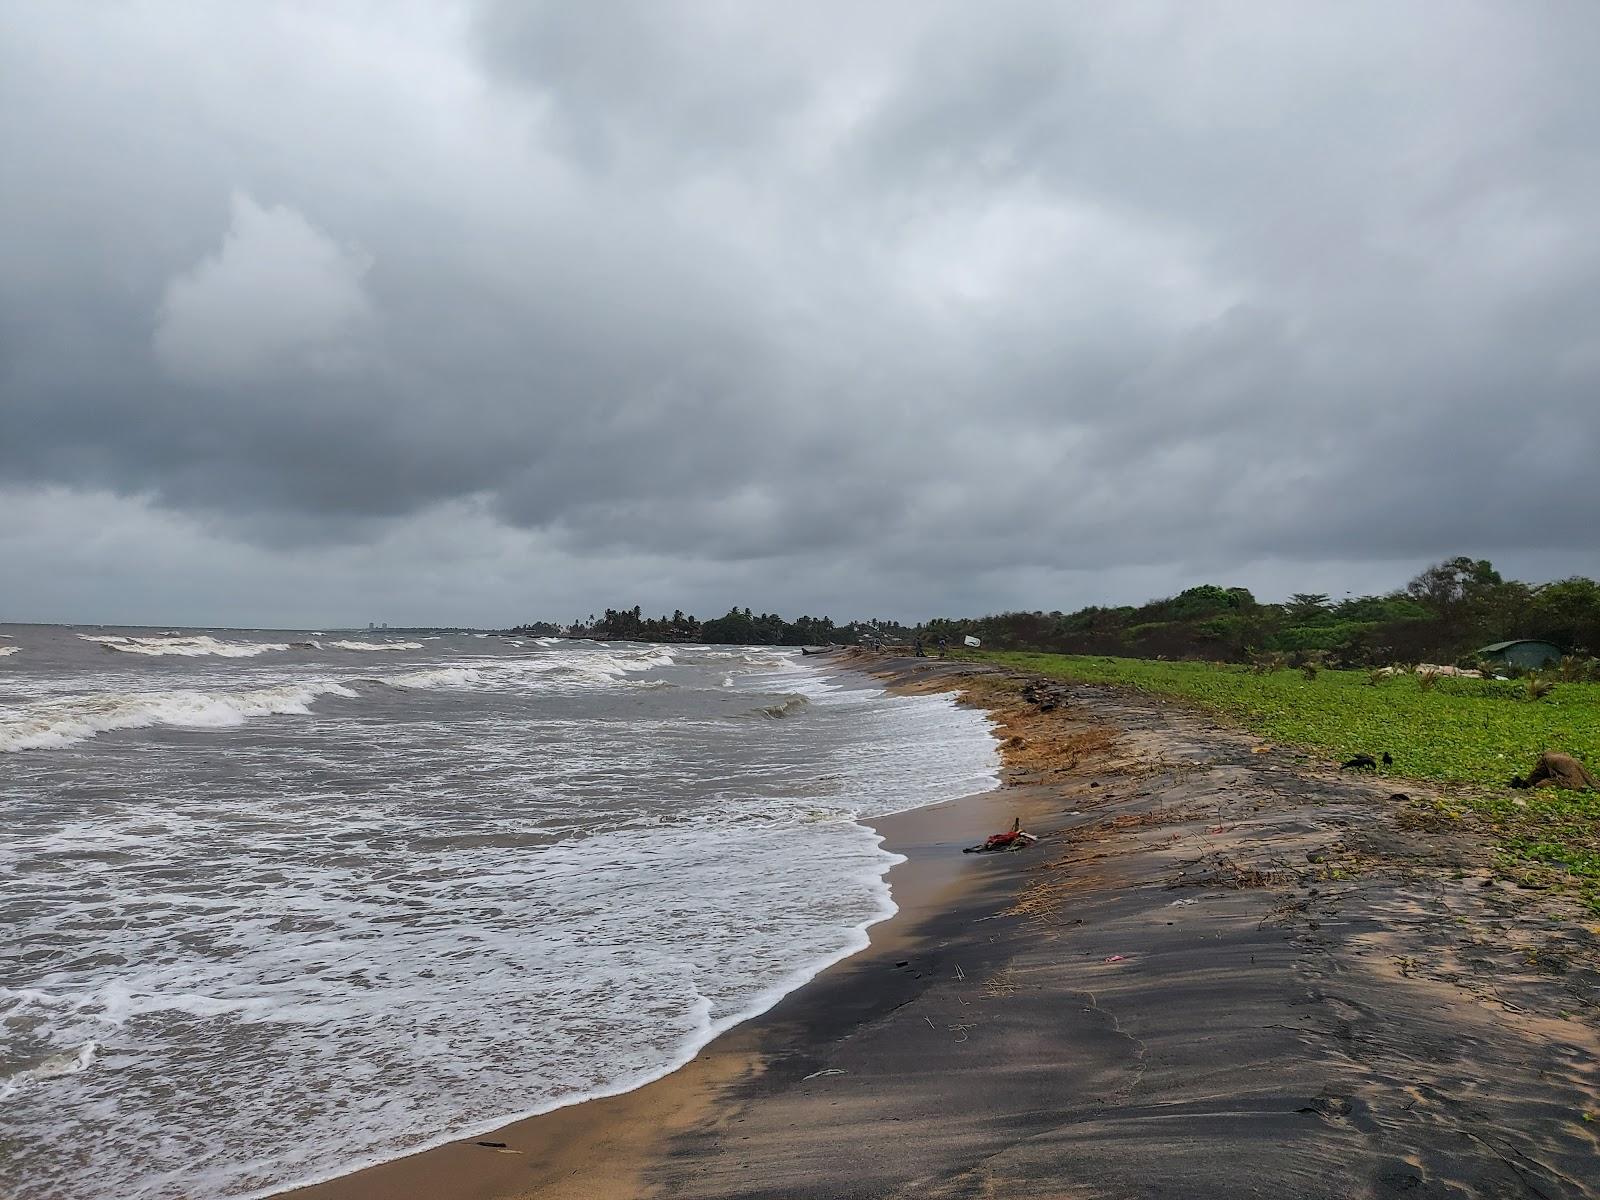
983;831;1020;849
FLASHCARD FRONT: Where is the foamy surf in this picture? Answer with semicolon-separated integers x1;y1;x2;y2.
0;1040;98;1102
0;629;999;1200
325;640;424;652
0;681;359;752
80;633;290;657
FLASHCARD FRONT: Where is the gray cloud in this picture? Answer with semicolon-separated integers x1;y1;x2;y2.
2;1;1599;626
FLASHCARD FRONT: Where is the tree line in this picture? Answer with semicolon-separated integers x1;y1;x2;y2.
511;557;1600;667
511;606;914;646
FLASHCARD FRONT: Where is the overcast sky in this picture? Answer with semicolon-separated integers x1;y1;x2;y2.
3;2;1598;628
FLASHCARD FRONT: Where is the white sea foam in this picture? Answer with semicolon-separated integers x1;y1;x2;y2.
1;644;1000;1200
0;1040;98;1102
80;634;289;657
326;640;424;652
381;666;485;690
380;646;672;692
0;645;19;657
0;681;358;752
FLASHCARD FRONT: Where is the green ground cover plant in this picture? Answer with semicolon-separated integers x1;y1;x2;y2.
969;650;1600;911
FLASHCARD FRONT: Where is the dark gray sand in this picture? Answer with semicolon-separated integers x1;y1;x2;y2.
289;656;1600;1200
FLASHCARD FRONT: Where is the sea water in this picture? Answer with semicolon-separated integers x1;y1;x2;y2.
0;626;999;1200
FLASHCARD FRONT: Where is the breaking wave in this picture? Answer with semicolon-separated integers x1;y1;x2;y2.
81;634;288;658
0;645;19;658
324;640;424;652
0;682;359;752
78;634;425;658
0;1040;98;1102
3;644;680;752
380;666;486;690
748;694;811;719
380;647;675;692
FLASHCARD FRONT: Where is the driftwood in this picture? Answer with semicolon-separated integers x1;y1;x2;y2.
963;817;1038;854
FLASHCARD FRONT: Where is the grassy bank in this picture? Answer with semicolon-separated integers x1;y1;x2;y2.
966;651;1600;911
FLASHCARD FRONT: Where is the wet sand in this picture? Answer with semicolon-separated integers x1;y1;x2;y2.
285;656;1600;1200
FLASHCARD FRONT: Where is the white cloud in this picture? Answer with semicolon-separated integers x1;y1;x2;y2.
153;192;374;382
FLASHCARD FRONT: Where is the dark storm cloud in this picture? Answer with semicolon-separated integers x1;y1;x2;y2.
2;1;1599;624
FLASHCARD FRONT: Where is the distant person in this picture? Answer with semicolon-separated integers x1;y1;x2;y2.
914;636;925;657
937;637;948;658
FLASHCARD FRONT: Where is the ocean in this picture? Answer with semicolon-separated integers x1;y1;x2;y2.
0;625;999;1200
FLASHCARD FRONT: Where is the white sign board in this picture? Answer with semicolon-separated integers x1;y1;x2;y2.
963;635;981;648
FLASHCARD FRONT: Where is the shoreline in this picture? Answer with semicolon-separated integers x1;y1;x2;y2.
286;654;1600;1199
279;658;1020;1200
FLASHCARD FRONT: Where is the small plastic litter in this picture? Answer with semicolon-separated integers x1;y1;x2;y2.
802;1068;847;1081
1169;897;1198;907
1103;954;1128;963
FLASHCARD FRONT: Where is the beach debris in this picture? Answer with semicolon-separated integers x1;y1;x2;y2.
963;817;1038;854
1509;751;1598;791
474;1141;508;1149
1340;754;1378;770
1103;954;1128;963
1019;681;1071;712
802;1068;847;1081
1375;663;1481;679
1169;897;1198;907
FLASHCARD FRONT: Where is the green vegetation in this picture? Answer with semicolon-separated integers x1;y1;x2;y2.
968;650;1600;911
512;605;901;646
926;558;1600;667
514;556;1600;667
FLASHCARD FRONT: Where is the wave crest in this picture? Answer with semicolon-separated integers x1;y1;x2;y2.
0;682;358;752
80;634;288;658
0;1040;98;1102
747;694;810;719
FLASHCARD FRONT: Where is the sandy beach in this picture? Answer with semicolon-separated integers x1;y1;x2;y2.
286;655;1600;1200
